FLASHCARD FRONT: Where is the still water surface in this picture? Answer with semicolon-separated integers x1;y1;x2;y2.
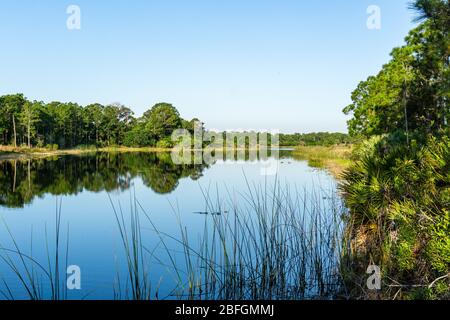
0;151;341;299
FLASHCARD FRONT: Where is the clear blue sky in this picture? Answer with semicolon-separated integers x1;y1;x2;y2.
0;0;416;133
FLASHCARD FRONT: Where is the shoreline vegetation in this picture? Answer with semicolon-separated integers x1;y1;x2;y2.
292;145;353;178
340;0;450;299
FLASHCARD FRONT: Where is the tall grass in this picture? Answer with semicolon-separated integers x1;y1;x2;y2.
109;192;153;300
113;178;348;300
0;198;70;300
0;180;348;300
293;145;353;178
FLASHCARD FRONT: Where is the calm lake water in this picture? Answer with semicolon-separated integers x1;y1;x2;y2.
0;151;343;300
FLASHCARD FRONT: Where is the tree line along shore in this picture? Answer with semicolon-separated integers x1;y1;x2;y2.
0;94;352;160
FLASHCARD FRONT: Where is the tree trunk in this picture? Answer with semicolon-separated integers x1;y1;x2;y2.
403;90;409;146
403;80;409;146
12;114;17;148
28;117;31;148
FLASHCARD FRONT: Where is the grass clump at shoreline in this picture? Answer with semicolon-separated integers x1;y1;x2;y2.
292;145;353;178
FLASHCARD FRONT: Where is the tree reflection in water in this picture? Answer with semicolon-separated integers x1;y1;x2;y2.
0;152;208;208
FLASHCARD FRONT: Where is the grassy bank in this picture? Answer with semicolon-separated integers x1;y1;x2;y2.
292;145;353;178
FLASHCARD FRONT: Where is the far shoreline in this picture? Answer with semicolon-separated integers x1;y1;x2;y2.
0;145;351;179
0;145;294;160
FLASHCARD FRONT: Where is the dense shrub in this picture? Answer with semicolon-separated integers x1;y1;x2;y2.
340;134;450;298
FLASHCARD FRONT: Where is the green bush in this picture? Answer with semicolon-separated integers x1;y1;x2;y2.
156;137;174;148
340;134;450;298
395;224;418;272
123;124;155;147
426;210;450;273
46;144;59;151
36;139;45;148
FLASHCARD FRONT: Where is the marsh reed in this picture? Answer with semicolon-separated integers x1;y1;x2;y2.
112;178;347;300
0;198;70;300
0;179;347;300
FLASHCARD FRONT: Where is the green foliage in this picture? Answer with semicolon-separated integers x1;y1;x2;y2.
0;96;198;149
0;152;208;208
343;45;416;136
143;103;182;141
155;137;174;148
395;224;418;272
341;1;450;298
123;122;154;147
0;94;27;147
426;210;450;273
46;144;59;151
341;135;450;297
344;2;449;138
279;132;352;146
341;135;450;222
